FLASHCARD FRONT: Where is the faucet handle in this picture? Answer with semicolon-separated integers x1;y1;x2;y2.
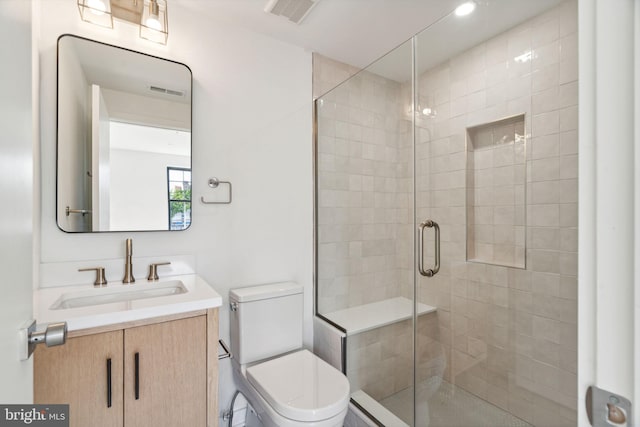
147;262;171;281
79;267;108;287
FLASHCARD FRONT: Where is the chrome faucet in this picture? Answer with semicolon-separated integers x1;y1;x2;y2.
123;238;135;284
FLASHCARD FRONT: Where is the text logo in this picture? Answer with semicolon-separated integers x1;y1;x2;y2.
0;405;68;427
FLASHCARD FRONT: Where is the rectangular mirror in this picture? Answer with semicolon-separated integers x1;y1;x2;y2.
57;34;192;232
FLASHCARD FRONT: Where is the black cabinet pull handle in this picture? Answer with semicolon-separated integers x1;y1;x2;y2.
134;352;140;400
106;358;112;408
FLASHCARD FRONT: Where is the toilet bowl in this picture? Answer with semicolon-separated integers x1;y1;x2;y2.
232;350;349;426
229;283;350;427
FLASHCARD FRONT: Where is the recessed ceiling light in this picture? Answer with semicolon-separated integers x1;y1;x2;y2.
455;1;476;17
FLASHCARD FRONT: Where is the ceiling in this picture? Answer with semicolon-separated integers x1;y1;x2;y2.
367;0;565;82
173;0;565;74
64;35;191;103
110;122;191;156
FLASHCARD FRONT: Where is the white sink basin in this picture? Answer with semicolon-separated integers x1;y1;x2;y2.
35;274;222;332
50;280;188;310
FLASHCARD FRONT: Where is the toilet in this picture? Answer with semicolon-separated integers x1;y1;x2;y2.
229;282;350;427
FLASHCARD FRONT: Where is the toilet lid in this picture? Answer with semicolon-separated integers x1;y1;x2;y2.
247;349;350;422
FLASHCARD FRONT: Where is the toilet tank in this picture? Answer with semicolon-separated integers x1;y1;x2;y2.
230;282;303;365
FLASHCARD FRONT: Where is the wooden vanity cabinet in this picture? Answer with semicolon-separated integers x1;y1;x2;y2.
124;316;206;427
34;330;124;427
35;309;219;427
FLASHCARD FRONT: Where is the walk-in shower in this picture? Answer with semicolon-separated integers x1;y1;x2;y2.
314;1;578;425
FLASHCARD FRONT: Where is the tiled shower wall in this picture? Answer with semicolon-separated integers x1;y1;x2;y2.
315;1;578;425
315;57;412;314
312;54;360;100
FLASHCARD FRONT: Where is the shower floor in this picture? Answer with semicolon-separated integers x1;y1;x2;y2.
378;380;533;427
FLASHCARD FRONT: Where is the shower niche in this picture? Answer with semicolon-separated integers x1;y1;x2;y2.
466;114;526;269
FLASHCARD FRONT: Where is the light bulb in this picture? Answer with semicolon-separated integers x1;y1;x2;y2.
146;16;162;30
144;0;163;31
87;0;107;16
455;1;476;17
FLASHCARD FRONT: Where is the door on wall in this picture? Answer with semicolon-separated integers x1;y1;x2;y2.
0;0;35;402
91;84;112;231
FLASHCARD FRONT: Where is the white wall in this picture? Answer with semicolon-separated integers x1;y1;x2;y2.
0;0;34;402
37;1;312;421
109;149;189;230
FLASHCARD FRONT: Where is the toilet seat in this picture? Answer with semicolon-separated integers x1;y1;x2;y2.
246;349;350;423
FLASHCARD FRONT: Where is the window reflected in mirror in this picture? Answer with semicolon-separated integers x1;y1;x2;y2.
167;167;192;231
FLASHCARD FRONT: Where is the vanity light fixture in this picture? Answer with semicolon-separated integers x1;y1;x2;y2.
77;0;113;28
77;0;169;45
454;1;476;17
140;0;168;44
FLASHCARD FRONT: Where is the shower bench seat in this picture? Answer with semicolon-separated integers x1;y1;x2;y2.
323;296;436;336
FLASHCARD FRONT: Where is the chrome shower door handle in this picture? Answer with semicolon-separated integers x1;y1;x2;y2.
418;219;440;277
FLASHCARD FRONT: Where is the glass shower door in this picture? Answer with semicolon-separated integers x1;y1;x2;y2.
315;38;418;425
316;2;578;425
412;2;578;426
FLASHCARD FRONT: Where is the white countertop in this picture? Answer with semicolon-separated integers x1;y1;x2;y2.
34;274;222;332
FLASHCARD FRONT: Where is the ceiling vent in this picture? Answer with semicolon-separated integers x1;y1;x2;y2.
264;0;320;24
148;85;185;97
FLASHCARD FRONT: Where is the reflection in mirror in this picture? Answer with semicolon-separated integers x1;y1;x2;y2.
57;34;192;232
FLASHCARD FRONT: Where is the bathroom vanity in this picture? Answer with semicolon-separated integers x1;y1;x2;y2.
40;32;215;426
33;275;222;427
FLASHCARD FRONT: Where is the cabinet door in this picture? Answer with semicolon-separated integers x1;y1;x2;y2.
34;330;124;427
124;316;207;427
